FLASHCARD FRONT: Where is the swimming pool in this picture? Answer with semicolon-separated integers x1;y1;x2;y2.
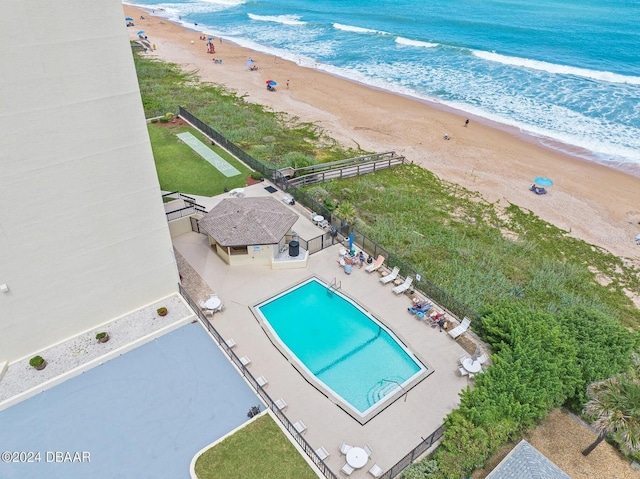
254;278;427;423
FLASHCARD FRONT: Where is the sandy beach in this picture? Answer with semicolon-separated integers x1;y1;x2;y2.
124;4;639;263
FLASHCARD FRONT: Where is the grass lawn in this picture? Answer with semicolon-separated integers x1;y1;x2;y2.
148;123;253;197
194;414;317;479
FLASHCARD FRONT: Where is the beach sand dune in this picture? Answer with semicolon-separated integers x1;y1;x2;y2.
125;5;640;262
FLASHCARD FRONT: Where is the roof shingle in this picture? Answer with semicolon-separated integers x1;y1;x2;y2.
198;197;298;247
486;440;571;479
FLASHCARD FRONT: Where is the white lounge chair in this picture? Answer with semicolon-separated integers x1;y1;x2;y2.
315;446;330;461
225;338;237;349
368;463;384;478
240;356;251;366
293;420;307;434
448;317;471;340
274;398;287;410
392;276;413;294
341;463;355;476
365;255;385;273
256;376;268;387
339;441;352;455
380;266;400;284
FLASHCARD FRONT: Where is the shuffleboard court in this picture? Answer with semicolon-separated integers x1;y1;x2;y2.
177;132;241;177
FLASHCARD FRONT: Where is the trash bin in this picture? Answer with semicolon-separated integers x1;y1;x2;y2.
289;241;299;257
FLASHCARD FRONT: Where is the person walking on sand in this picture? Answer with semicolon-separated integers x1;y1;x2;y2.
286;79;290;89
464;117;470;127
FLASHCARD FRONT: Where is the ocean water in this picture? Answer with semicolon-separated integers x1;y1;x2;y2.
128;0;640;171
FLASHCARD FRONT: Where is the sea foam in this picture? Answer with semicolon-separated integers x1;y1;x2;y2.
247;13;307;26
395;37;438;48
473;50;640;86
333;23;390;35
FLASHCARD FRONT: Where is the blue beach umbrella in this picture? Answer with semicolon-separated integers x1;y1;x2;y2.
125;17;133;21
137;30;145;35
267;80;277;86
244;59;254;66
533;176;553;187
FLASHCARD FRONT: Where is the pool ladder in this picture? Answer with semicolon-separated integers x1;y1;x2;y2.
328;277;342;292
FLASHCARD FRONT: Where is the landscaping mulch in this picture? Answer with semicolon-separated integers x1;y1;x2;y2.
472;409;640;478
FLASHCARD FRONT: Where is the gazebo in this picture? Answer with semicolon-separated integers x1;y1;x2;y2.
198;197;300;267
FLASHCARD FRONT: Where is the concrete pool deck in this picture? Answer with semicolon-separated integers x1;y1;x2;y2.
173;227;472;476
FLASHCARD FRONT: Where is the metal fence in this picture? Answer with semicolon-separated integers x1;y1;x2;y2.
379;426;445;479
163;191;208;221
178;284;338;479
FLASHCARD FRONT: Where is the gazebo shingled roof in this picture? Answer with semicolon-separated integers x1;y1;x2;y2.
198;197;299;247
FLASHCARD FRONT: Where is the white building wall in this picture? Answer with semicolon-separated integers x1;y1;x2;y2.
0;1;178;361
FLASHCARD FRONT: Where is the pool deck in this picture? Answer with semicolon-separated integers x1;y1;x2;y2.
173;211;472;475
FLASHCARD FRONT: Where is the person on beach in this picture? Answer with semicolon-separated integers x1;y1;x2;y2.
465;118;470;127
286;79;290;89
358;251;365;268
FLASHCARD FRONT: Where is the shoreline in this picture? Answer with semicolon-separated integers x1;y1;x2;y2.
124;4;640;263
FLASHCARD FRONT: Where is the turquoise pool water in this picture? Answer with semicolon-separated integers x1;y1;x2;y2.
256;278;425;416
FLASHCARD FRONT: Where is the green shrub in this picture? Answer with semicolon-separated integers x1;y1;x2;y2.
157;307;168;315
29;356;45;368
323;197;337;211
159;117;169;123
250;171;264;180
402;459;439;478
95;332;108;340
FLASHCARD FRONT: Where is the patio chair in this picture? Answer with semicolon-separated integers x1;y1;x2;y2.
477;352;489;364
256;376;268;387
315;446;330;461
368;463;384;478
365;255;385;273
240;356;251;366
198;300;207;310
458;367;469;377
380;266;400;284
275;398;287;411
293;420;307;434
341;463;355;476
364;443;373;457
339;441;353;455
448;317;471;340
392;276;413;294
458;354;470;365
225;338;237;349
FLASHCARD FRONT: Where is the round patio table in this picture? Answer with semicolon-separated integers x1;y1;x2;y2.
205;297;221;310
462;358;482;373
346;447;368;469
